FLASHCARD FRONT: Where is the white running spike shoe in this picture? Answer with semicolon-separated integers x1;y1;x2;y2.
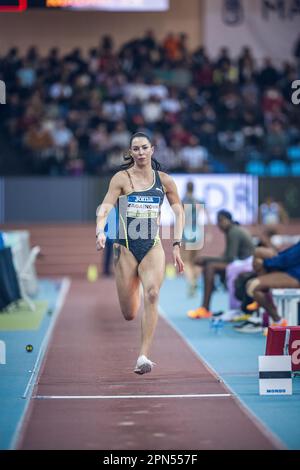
134;355;156;375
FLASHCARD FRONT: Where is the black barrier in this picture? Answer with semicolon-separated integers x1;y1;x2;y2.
1;176;300;223
0;247;21;311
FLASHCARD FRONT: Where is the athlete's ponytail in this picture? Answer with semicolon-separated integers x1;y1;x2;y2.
118;153;135;171
117;132;162;172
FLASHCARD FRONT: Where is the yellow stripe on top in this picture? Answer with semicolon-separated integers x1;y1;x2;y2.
153;229;160;247
119;213;129;249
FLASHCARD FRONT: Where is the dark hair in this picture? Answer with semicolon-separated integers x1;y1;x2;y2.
217;209;239;225
217;209;233;222
118;132;161;171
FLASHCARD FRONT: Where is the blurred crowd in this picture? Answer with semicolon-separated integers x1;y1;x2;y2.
1;31;300;176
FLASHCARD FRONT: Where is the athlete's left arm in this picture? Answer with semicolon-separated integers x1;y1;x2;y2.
159;172;185;273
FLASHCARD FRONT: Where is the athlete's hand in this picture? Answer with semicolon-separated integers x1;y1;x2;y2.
96;233;106;251
173;245;184;273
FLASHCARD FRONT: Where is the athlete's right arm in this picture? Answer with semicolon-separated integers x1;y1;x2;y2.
96;172;124;251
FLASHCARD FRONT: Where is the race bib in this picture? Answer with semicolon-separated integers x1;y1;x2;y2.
127;195;160;218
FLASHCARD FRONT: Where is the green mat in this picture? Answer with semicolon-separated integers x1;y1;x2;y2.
0;301;48;331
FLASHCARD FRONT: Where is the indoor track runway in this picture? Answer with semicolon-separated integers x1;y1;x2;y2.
3;223;300;450
16;278;279;450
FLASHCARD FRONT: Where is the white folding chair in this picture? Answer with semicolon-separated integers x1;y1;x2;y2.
15;246;40;312
272;288;300;326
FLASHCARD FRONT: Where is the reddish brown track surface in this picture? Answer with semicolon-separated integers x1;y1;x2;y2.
17;278;278;450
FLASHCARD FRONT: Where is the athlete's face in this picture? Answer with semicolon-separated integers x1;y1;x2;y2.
130;137;154;166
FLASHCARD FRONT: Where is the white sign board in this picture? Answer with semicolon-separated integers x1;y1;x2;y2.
0;340;6;365
161;173;258;226
259;355;292;396
64;0;169;11
203;0;300;64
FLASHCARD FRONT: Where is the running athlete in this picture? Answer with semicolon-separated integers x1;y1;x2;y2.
96;132;184;375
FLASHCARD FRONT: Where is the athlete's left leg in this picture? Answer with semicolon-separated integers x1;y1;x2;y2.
137;242;165;359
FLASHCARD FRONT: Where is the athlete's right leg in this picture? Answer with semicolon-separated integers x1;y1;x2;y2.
113;243;141;321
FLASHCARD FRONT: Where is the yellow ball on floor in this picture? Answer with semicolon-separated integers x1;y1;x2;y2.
165;263;176;279
87;264;98;282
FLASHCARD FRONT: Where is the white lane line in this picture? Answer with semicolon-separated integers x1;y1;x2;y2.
158;305;286;450
22;277;71;400
11;277;71;450
34;393;232;400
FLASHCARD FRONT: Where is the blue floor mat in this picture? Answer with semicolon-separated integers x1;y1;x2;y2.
160;276;300;450
0;278;68;450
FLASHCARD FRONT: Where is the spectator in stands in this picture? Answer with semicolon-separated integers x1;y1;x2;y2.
193;56;214;90
215;46;231;69
192;45;207;69
218;129;245;155
264;120;289;161
262;87;285;124
168;123;191;147
162;33;181;64
23;122;53;155
16;59;37;89
110;121;130;149
198;104;217;149
258;57;279;89
105;145;124;173
87;123;111;173
258;196;289;226
46;47;61;69
156;138;183;171
142;95;163;126
1;36;298;176
89;123;111;153
214;59;239;85
161;87;181;115
180;135;210;173
187;210;254;319
240;110;264;148
51;119;74;153
49;76;73;101
4;93;24;137
238;46;255;85
241;77;260;108
149;77;168;101
102;96;126;123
